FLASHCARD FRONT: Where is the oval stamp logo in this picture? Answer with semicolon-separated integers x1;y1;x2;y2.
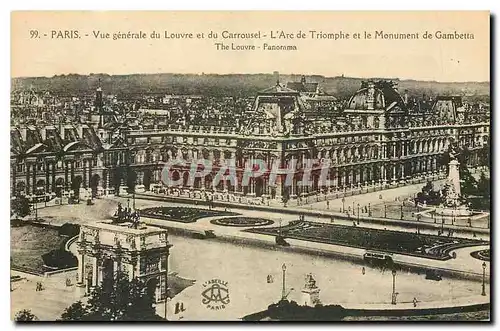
201;279;230;310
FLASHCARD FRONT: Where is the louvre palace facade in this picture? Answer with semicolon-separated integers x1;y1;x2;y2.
10;77;490;203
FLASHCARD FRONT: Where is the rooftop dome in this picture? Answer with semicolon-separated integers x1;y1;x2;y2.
346;80;406;112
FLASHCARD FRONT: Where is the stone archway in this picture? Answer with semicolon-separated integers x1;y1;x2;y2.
90;174;100;198
146;277;159;302
71;176;83;198
15;181;26;197
143;169;153;191
127;169;137;193
55;178;64;197
36;179;45;195
101;258;114;289
255;177;264;197
182;171;190;188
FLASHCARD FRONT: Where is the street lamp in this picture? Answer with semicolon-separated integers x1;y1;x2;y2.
417;214;421;234
400;204;404;220
481;262;487;296
342;197;345;213
357;203;360;224
281;263;287;301
384;203;387;218
391;269;397;305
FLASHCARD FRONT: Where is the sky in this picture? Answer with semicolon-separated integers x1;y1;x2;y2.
11;11;490;82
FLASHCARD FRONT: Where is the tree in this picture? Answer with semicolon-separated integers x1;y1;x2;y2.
11;196;31;218
415;181;443;206
476;172;490;199
58;273;162;321
14;309;38;322
60;301;87;321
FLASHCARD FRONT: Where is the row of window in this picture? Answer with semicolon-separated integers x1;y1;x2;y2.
15;158;98;173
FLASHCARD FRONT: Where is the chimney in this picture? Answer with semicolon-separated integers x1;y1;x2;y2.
273;71;280;85
40;127;46;141
20;127;27;141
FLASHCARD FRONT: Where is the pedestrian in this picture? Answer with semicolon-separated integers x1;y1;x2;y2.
413;297;418;307
362;267;365;275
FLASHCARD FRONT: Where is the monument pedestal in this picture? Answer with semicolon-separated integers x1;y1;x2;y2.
301;274;321;307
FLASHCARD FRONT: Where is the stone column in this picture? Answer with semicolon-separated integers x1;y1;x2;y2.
83;159;88;189
32;162;37;195
70;161;75;184
64;161;69;190
337;168;343;188
77;253;85;284
26;163;31;195
51;162;56;193
89;159;93;188
92;256;98;287
45;162;50;194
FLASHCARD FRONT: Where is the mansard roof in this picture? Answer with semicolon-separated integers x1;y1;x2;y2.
10;124;102;157
346;80;406;112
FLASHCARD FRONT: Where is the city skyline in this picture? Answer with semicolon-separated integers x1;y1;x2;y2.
11;70;492;84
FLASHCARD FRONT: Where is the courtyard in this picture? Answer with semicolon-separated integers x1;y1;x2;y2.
13;182;490;320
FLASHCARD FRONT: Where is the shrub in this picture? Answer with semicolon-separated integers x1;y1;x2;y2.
58;223;80;237
41;249;77;269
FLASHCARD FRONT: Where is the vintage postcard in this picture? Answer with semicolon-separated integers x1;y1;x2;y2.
10;11;490;322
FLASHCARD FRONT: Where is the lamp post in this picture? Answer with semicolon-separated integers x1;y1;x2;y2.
384;203;387;218
368;202;371;217
481;262;487;296
32;195;38;222
342;197;345;213
357;203;360;224
391;269;397;305
400;204;404;220
281;263;287;301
